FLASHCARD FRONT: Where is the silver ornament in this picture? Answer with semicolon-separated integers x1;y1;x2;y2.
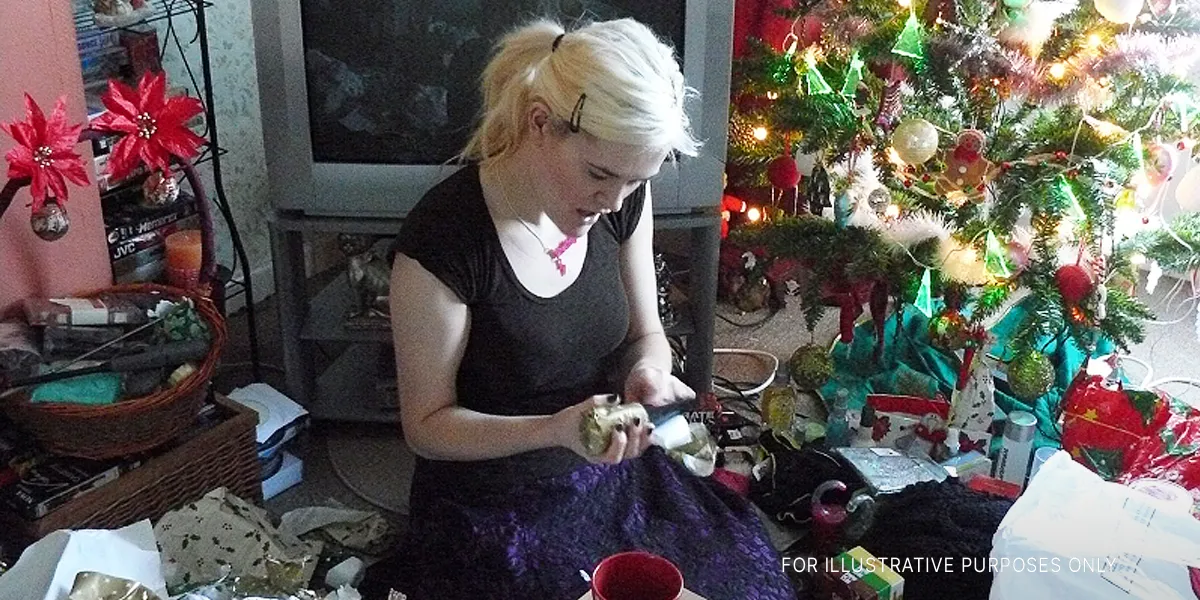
867;188;892;215
141;171;180;208
31;199;70;241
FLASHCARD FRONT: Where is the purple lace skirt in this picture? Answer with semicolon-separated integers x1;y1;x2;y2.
385;449;795;599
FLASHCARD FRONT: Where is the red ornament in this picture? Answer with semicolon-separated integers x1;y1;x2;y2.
1055;151;1068;161
1068;169;1080;178
1056;264;1095;305
921;174;932;182
91;71;205;181
904;179;913;188
766;154;801;189
1001;161;1013;171
0;94;89;210
1179;141;1188;151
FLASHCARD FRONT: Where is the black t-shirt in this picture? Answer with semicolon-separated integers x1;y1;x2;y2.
389;164;646;499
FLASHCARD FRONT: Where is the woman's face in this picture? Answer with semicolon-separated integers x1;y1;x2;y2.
534;121;669;238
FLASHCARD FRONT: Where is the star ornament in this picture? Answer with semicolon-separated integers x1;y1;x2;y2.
91;72;205;181
0;94;89;210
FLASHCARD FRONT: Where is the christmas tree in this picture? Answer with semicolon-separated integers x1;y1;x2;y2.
725;0;1200;379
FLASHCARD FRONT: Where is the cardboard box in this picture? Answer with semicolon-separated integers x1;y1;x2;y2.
818;546;904;600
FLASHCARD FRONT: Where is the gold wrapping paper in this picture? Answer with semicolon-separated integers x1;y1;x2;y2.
579;401;650;455
66;572;162;600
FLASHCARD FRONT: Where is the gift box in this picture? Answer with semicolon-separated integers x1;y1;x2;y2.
817;546;905;600
1061;373;1172;480
866;394;951;457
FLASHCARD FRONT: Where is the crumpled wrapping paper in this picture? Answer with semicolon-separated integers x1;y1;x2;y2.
154;488;320;593
277;507;391;556
66;572;162;600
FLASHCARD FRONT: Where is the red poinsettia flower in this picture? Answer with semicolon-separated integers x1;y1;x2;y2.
91;71;205;180
0;94;89;210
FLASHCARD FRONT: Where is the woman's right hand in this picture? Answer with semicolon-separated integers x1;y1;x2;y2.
552;394;654;464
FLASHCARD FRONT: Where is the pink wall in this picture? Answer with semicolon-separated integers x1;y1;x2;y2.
0;0;112;316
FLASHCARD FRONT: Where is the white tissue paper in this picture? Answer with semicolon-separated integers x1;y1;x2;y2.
0;520;167;600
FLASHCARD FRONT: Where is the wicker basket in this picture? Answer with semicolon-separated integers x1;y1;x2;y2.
2;283;226;460
0;395;260;546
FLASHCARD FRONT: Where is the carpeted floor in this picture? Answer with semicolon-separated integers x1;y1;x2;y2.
214;269;1200;526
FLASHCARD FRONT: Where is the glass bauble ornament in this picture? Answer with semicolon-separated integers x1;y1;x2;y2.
929;310;970;352
1176;166;1200;212
1145;143;1175;187
141;171;180;208
1008;351;1054;401
30;199;69;241
891;118;939;165
1094;0;1144;23
789;344;834;391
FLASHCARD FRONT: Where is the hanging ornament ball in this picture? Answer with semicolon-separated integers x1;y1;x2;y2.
1008;351;1055;401
1145;143;1175;187
767;154;802;189
928;310;971;352
30;199;70;242
1055;263;1095;305
867;188;892;215
1094;0;1144;23
1149;0;1176;17
141;171;181;208
892;119;940;165
1007;240;1031;271
789;344;834;391
1175;166;1200;212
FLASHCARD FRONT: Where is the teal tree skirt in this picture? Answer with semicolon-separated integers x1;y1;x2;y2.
819;298;1114;450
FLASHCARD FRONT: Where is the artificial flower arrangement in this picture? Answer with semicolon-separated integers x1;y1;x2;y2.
0;71;204;241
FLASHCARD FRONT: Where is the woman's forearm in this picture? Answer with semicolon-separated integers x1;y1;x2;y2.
621;330;673;380
405;405;560;461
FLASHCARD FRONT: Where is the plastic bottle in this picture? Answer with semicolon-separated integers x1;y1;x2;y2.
760;371;796;433
825;388;852;448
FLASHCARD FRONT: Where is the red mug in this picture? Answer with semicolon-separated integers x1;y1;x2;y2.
591;551;684;600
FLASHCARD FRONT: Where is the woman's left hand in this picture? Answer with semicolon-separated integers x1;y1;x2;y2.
623;365;696;408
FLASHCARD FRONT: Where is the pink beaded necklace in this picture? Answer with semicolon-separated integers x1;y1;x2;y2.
496;183;579;276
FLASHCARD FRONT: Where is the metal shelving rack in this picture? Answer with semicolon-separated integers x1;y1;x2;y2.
271;211;720;423
75;0;262;378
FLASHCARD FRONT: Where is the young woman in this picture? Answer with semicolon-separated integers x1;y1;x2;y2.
384;17;794;599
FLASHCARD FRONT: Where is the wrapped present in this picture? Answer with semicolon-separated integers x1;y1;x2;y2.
1116;397;1200;497
1061;373;1172;480
866;394;951;458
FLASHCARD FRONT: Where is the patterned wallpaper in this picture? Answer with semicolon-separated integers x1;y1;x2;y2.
156;0;272;298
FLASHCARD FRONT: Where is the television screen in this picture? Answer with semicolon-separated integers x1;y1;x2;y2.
300;0;686;166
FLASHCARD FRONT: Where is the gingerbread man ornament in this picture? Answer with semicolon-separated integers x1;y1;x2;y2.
937;130;993;201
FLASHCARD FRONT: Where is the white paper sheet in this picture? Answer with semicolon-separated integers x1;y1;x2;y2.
0;520;167;600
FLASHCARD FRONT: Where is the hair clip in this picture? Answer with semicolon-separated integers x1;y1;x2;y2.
552;33;566;52
569;94;587;133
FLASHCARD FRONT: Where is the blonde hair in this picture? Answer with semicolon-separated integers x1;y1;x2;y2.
460;18;699;163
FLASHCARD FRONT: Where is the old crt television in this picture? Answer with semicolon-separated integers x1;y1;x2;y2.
251;0;733;218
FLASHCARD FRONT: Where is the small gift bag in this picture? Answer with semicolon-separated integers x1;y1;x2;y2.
866;394;951;458
1060;372;1172;480
950;354;997;433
